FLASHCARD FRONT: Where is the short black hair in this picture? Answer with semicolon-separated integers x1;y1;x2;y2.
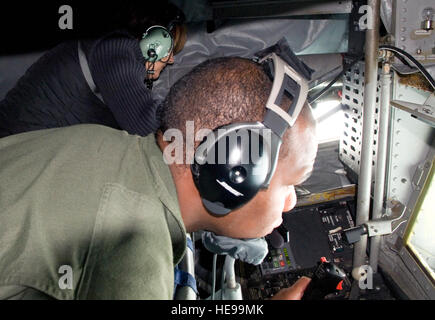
158;57;315;162
160;57;270;133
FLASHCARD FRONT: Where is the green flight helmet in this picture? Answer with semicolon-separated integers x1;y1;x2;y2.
139;25;173;62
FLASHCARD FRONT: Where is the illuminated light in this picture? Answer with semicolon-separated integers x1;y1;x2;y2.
313;99;341;117
312;99;344;143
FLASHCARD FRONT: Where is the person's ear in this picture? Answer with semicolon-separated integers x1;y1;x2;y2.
283;186;297;212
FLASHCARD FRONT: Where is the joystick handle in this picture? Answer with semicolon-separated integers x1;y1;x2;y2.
302;257;347;300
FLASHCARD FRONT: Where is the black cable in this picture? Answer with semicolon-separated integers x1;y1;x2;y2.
391;51;413;68
379;45;435;90
308;54;364;104
309;45;435;105
145;61;156;90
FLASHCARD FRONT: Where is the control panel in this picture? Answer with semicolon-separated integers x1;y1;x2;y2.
238;197;356;300
260;242;297;275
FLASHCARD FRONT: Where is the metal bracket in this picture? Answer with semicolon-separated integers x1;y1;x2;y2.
342;200;408;243
412;158;433;193
367;200;408;237
390;97;435;128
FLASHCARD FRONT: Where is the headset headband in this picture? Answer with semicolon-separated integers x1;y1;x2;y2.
257;53;309;138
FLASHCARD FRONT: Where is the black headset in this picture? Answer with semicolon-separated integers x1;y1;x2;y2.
190;53;309;216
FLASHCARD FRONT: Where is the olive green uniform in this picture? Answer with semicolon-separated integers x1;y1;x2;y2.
0;124;186;299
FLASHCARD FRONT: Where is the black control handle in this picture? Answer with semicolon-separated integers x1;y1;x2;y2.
302;257;348;300
342;225;368;244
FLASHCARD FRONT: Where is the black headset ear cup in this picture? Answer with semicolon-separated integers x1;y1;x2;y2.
191;124;277;216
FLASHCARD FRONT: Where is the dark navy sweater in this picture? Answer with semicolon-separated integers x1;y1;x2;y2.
0;32;159;138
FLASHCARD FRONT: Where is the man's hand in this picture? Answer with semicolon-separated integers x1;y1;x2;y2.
269;276;311;300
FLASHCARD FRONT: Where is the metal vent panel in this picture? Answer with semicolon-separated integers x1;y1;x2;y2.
339;61;381;182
